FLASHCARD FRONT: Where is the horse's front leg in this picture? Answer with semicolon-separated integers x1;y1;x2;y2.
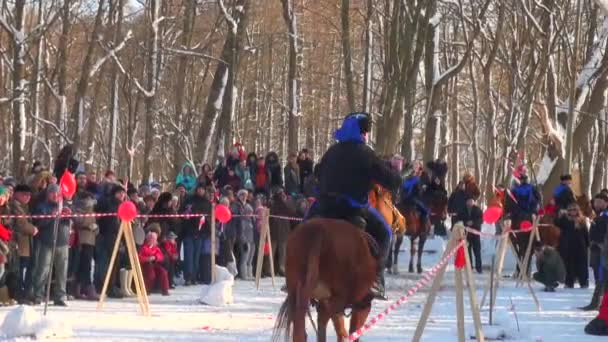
409;237;416;273
417;235;427;274
349;304;372;342
331;313;348;342
317;302;332;342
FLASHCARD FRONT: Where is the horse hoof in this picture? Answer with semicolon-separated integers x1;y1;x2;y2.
408;266;414;273
392;265;399;275
417;266;423;274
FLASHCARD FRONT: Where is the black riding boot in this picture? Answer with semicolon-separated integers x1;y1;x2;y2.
582;284;605;311
370;261;388;301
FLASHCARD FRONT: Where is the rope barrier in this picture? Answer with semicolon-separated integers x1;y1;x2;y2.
348;240;466;341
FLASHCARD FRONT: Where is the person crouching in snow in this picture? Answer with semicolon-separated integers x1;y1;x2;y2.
139;232;169;296
532;244;565;292
161;232;178;289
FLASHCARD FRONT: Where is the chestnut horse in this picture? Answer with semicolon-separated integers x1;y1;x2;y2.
369;184;406;236
396;181;448;274
273;219;377;342
368;184;407;274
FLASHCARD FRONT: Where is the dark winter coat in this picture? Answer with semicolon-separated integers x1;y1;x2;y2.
455;205;483;231
535;246;566;285
180;193;212;239
555;216;590;254
96;196;122;241
33;200;72;248
284;163;300;195
318;141;400;206
147;193;180;238
298;158;314;187
266;152;284;191
448;189;468;216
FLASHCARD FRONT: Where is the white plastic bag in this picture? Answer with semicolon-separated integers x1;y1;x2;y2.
199;265;234;306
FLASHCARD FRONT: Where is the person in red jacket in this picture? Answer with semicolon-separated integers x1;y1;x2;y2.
160;232;178;289
139;232;169;296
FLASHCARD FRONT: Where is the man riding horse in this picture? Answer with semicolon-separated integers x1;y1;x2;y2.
310;112;401;300
400;163;431;230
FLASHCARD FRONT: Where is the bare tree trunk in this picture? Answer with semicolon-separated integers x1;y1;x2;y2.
362;0;373;114
108;0;125;171
30;0;45;161
69;0;107;148
281;0;302;154
142;0;160;182
341;0;356;111
196;0;250;164
55;0;71;149
172;0;196;176
11;0;26;177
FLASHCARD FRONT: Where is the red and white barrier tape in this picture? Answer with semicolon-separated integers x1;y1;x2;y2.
0;212;304;221
348;240;466;341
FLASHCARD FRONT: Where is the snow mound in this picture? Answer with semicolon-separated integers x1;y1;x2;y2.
466;310;528;340
199;265;234;306
0;305;72;339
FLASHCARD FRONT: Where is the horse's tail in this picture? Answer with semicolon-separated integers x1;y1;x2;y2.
273;229;322;342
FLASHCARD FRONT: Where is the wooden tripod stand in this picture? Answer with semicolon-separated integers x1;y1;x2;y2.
97;220;151;316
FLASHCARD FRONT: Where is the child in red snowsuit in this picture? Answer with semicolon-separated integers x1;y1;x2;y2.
160;232;178;289
139;232;170;295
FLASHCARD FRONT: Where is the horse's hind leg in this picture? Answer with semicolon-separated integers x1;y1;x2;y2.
331;313;348;342
417;235;427;274
409;237;416;273
316;303;332;342
386;236;395;274
349;304;372;342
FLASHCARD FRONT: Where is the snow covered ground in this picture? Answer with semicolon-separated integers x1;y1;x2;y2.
0;237;604;341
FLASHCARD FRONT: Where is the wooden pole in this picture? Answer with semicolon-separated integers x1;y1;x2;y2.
255;208;268;289
455;266;466;342
412;232;459;341
460;228;484;341
124;221;150;316
122;222;147;315
517;218;540;287
489;255;495;325
97;223;125;310
264;208;276;288
211;203;216;283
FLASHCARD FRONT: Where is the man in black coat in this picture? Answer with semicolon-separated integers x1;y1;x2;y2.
180;184;212;285
455;196;483;273
95;185;126;298
312;112;401;299
448;181;468;226
583;193;608;310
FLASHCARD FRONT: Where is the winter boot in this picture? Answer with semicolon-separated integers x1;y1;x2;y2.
0;286;16;306
119;269;131;297
84;284;99;301
73;282;85;300
247;265;254;280
370;266;387;301
581;284;604;311
126;270;135;296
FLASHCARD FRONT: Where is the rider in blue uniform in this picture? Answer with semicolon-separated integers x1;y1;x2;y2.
400;166;430;229
310;112;401;300
553;174;576;214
